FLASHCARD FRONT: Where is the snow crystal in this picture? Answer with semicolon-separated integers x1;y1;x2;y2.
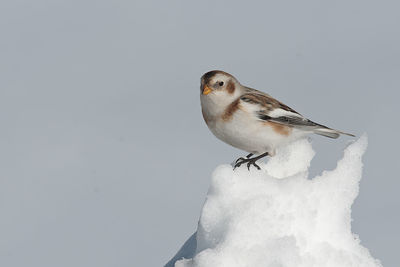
167;135;381;267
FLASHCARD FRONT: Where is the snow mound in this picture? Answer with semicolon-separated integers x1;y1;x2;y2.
168;135;382;267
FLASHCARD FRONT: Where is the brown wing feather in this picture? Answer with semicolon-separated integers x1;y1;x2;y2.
241;88;330;129
240;88;355;138
242;87;301;114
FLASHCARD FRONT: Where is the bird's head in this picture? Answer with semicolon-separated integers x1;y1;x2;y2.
200;70;242;107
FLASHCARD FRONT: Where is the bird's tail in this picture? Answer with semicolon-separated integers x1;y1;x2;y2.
313;127;355;139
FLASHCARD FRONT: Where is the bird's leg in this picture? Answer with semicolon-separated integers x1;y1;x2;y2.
234;153;254;164
234;152;269;170
234;153;254;166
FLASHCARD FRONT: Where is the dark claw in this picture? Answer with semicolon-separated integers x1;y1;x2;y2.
234;161;244;169
253;162;261;170
235;157;246;164
233;157;247;169
233;152;269;171
246;161;261;170
234;157;262;171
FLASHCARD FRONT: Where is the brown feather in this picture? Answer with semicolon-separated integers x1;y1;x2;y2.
264;121;292;136
202;70;234;85
242;87;300;114
226;80;235;94
222;98;240;122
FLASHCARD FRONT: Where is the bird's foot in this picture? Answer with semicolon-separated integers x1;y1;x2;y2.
234;157;246;165
233;157;261;171
234;153;253;165
233;152;267;171
247;159;261;170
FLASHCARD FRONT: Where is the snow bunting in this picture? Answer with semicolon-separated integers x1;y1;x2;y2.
200;70;355;170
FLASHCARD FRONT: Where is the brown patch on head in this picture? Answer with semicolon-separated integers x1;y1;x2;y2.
226;80;235;94
264;121;292;136
221;98;240;122
202;70;235;85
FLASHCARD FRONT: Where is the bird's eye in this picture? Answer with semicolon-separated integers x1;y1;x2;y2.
218;81;224;86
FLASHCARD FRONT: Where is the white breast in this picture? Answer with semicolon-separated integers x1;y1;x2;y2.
209;105;306;155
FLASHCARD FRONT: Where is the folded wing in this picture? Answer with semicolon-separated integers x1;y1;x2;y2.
240;89;354;138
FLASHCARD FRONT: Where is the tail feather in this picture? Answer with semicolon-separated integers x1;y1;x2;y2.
313;127;355;139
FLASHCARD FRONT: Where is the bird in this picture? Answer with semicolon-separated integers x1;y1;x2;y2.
200;70;355;170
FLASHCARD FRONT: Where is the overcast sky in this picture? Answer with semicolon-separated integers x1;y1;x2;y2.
0;0;399;266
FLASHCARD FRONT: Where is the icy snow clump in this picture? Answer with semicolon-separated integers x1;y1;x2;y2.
167;135;381;267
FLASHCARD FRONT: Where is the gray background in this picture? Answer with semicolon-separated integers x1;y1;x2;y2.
1;0;399;266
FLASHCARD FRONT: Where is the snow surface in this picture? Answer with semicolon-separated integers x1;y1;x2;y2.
166;135;382;267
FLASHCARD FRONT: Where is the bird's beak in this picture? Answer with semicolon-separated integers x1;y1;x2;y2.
203;85;212;95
